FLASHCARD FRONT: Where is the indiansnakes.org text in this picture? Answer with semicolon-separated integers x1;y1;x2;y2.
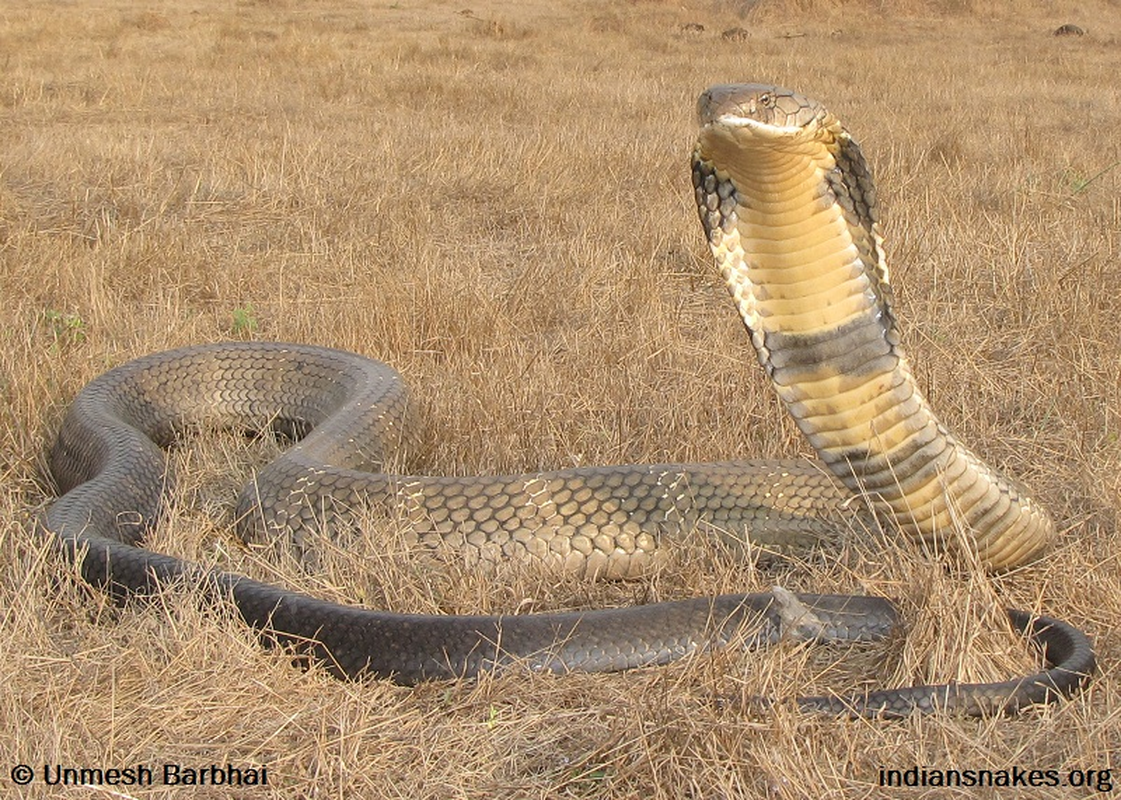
879;765;1112;792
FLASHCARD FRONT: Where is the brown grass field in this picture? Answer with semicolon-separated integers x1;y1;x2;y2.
2;0;1119;796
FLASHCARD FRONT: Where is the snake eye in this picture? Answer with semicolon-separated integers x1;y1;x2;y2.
759;92;773;108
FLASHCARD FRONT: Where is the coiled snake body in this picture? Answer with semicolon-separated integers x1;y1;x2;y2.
42;84;1094;716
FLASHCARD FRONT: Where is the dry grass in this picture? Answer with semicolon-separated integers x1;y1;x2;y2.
2;0;1119;796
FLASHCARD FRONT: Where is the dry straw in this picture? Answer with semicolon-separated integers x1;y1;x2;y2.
1;0;1118;797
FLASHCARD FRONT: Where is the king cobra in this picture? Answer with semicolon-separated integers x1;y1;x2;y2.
40;84;1094;716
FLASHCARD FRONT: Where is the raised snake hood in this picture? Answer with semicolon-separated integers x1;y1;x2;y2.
691;83;1055;569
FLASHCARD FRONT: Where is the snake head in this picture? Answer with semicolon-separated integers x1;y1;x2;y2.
696;83;830;144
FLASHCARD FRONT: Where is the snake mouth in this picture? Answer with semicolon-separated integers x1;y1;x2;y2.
698;115;805;145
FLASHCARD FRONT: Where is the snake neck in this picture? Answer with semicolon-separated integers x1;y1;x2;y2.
692;105;1054;569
